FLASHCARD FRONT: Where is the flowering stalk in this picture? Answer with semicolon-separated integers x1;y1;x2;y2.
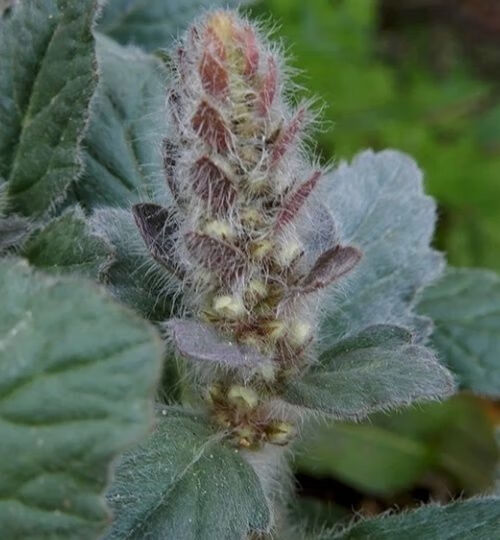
133;10;361;450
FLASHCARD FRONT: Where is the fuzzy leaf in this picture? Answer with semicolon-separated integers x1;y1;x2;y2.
333;497;500;539
284;325;455;420
299;245;362;294
0;0;98;216
106;407;271;540
0;258;162;539
321;150;444;348
132;203;180;273
271;107;306;165
185;232;246;280
90;207;177;320
191;156;237;214
192;101;231;153
0;215;30;253
167;319;271;369
76;34;168;210
275;171;322;230
418;267;500;397
22;208;112;279
98;0;251;52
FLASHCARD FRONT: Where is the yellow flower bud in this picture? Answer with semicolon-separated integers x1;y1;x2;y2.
227;385;259;409
213;295;245;318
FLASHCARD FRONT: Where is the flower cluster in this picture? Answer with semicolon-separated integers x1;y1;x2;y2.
133;10;361;448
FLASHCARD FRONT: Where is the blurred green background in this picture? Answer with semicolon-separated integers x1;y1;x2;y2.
248;0;500;520
250;0;500;271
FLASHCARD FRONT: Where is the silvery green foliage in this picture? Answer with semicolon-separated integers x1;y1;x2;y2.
320;150;444;348
418;267;500;397
99;0;252;51
0;1;499;539
76;34;169;210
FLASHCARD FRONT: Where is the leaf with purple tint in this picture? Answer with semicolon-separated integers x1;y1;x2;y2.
185;232;245;280
191;157;237;213
299;245;362;293
167;319;271;369
257;56;277;116
275;171;322;230
271;107;306;165
192;100;231;153
200;47;229;98
132;203;180;273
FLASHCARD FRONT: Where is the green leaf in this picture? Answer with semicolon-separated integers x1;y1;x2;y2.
0;258;163;539
21;208;113;279
284;325;455;420
333;497;500;539
76;34;168;210
98;0;251;52
295;422;429;495
0;0;99;216
90;207;178;320
0;214;31;253
295;395;497;496
418;267;500;397
106;407;271;540
321;150;444;348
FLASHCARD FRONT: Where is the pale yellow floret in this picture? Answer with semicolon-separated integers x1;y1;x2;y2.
247;279;267;299
289;320;312;346
259;362;275;382
213;295;245;318
267;421;295;445
264;320;286;341
277;238;302;266
227;385;259;409
204;220;233;239
241;208;264;227
251;239;273;259
207;12;235;45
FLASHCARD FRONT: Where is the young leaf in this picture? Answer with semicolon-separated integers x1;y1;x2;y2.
76;34;168;210
167;319;271;369
185;231;246;280
0;0;99;216
418;267;500;397
0;214;31;253
98;0;251;52
320;150;444;348
106;407;271;540
22;208;113;279
0;258;163;539
332;497;500;539
299;245;362;294
91;207;177;321
275;171;322;230
284;325;455;420
132;203;181;274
